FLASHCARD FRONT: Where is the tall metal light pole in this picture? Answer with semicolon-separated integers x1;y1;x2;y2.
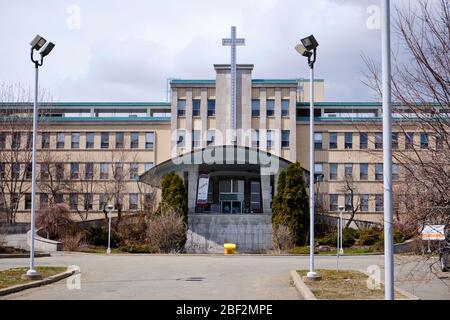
26;35;55;280
381;0;394;300
106;203;114;254
295;35;320;279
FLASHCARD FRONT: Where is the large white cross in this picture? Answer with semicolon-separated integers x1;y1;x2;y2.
222;26;245;144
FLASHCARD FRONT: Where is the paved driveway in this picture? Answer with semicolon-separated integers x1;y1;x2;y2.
0;253;449;300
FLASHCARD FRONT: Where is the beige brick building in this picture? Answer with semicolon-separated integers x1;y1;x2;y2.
1;62;427;252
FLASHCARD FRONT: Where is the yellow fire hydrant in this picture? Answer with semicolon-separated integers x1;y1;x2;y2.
224;243;236;255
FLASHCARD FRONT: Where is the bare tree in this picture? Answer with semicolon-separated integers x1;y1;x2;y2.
340;176;362;228
363;0;450;230
0;82;52;224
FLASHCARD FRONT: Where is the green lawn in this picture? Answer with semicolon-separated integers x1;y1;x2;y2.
0;266;67;289
297;269;407;300
289;246;376;255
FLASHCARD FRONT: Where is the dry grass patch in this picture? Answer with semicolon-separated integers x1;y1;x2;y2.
297;269;407;300
0;266;66;289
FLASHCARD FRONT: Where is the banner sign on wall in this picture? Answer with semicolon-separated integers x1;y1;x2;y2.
197;174;210;204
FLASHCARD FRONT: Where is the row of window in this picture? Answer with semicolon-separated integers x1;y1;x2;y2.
0;132;155;150
314;132;444;150
315;163;400;181
176;129;291;148
176;99;291;118
0;162;154;180
3;193;146;211
329;194;384;212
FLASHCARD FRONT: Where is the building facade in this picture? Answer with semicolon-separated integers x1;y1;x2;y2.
1;62;430;252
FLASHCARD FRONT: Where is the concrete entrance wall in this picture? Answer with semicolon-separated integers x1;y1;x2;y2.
186;214;272;253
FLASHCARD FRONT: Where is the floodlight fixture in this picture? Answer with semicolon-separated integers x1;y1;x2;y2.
30;35;47;51
301;35;319;51
294;43;312;58
40;42;55;58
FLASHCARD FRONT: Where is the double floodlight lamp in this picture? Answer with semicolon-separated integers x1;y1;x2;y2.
295;34;319;68
30;35;55;65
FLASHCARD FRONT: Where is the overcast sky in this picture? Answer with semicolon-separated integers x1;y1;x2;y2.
0;0;417;102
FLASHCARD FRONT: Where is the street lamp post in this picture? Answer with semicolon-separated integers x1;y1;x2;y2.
381;0;394;300
106;203;114;254
295;35;320;279
26;35;55;280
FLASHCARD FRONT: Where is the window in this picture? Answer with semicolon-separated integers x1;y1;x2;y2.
375;195;384;212
11;163;20;179
281;99;289;117
251;100;260;117
10;193;18;210
114;162;124;179
130;132;139;149
267;130;274;148
71;132;80;149
344;132;353;149
405;132;414;149
177;99;186;117
315;163;323;181
25;163;32;179
192;130;200;148
11;132;21;149
99;194;107;211
25;193;32;210
329;163;338;180
360;195;369;212
345;194;352;211
55;132;64;149
70;162;79;179
207;130;215;146
250;181;261;213
392;163;399;181
344;163;353;178
252;130;259;148
314;133;323;149
115;194;123;210
101;132;109;149
145;132;154;149
375;163;383;181
207;99;216;117
281;130;290;148
55;163;64;180
70;193;78;210
86;132;95;149
84;193;93;210
54;193;63;204
266;99;275;117
85;163;94;180
375;132;383;149
177;130;185;148
360;163;368;180
0;133;5;149
116;132;124;149
100;163;108;179
360;133;368;149
26;132;32;150
0;162;4;179
130;163;139;180
40;193;48;209
420;133;428;149
40;163;49;180
140;163;152;173
41;132;50;149
192;99;201;117
436;133;443;150
392;132;399;149
330;194;338;211
129;193;138;210
329;133;337;149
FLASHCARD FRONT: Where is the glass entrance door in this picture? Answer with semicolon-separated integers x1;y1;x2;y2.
221;201;242;214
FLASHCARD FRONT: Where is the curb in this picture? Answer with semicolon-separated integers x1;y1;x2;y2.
290;270;317;300
0;252;51;259
0;269;76;297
